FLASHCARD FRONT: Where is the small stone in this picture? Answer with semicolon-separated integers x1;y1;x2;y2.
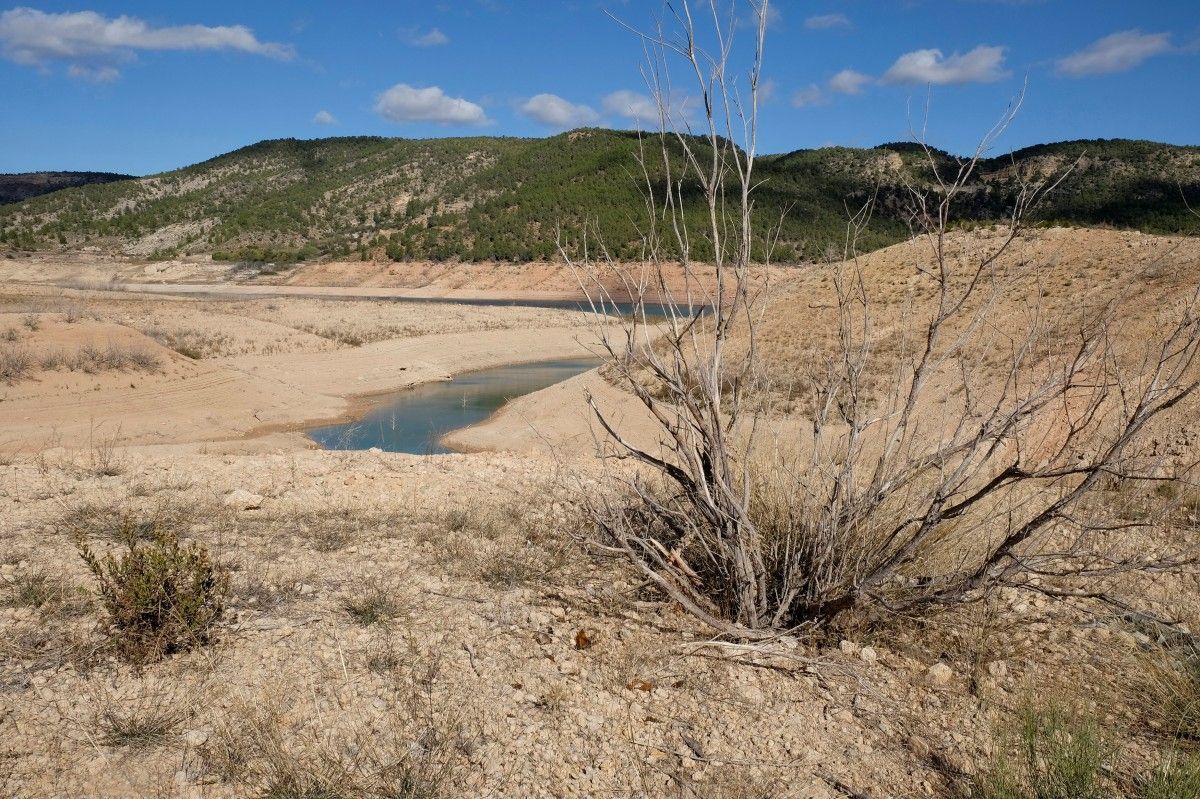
839;639;859;656
859;646;878;663
223;488;263;510
986;660;1008;678
183;728;209;747
927;662;953;686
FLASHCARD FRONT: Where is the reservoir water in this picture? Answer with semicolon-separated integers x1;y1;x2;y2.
306;357;601;454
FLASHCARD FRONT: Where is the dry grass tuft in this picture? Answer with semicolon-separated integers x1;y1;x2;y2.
341;580;408;627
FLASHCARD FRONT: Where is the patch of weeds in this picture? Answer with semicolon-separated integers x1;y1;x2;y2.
85;426;126;477
74;517;229;663
971;704;1200;799
1;328;19;342
21;313;39;331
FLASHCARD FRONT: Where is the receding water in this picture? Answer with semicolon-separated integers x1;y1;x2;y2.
306;358;601;454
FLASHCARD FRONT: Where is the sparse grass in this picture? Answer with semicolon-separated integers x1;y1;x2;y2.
971;704;1200;799
1139;640;1200;743
1;570;90;617
296;324;368;347
285;508;401;552
1;327;19;342
972;705;1108;799
74;515;229;663
86;426;126;477
21;313;39;331
431;502;575;590
145;326;232;359
199;689;461;799
1139;752;1200;799
92;686;194;749
233;570;305;612
341;581;407;627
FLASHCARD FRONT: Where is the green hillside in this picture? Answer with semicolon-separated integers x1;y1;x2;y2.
1;131;1197;265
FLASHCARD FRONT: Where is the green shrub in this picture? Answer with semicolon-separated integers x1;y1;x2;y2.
75;521;228;663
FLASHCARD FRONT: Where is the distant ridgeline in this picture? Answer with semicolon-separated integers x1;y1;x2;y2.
0;172;134;206
0;130;1196;264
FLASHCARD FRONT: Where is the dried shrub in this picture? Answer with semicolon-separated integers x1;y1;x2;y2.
0;345;33;383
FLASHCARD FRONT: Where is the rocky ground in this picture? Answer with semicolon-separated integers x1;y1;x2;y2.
1;447;1193;798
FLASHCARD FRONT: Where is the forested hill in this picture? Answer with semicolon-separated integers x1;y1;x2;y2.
0;171;134;206
1;130;1197;264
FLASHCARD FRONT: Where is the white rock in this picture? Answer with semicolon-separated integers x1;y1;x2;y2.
859;646;878;664
183;728;209;747
223;489;263;510
986;660;1008;678
927;662;953;686
839;639;859;656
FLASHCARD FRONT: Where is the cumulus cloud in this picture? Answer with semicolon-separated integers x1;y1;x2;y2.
402;27;449;47
519;93;598;128
602;89;698;126
374;83;488;125
828;68;870;94
602;89;659;122
313;110;337;125
0;7;293;78
883;45;1008;84
805;13;850;30
791;84;827;108
1056;30;1172;77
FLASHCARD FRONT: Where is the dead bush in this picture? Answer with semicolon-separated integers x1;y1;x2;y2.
0;345;34;383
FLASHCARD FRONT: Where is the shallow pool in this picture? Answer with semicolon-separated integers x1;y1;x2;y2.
306;357;601;454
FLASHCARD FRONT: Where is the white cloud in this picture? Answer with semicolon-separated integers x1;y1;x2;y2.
313;110;337;125
402;27;449;47
374;83;488;125
828;68;870;94
1056;30;1172;77
882;45;1008;85
602;89;698;127
602;89;659;122
805;13;850;30
0;7;293;79
791;84;827;108
519;93;598;128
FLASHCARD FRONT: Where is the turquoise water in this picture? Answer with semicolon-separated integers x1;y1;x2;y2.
306;358;601;454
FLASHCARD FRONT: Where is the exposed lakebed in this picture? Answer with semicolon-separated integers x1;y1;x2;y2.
306;357;601;454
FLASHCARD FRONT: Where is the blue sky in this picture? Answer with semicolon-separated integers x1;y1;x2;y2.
1;1;1197;175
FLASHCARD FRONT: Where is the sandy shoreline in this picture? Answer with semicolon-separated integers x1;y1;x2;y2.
0;283;607;455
